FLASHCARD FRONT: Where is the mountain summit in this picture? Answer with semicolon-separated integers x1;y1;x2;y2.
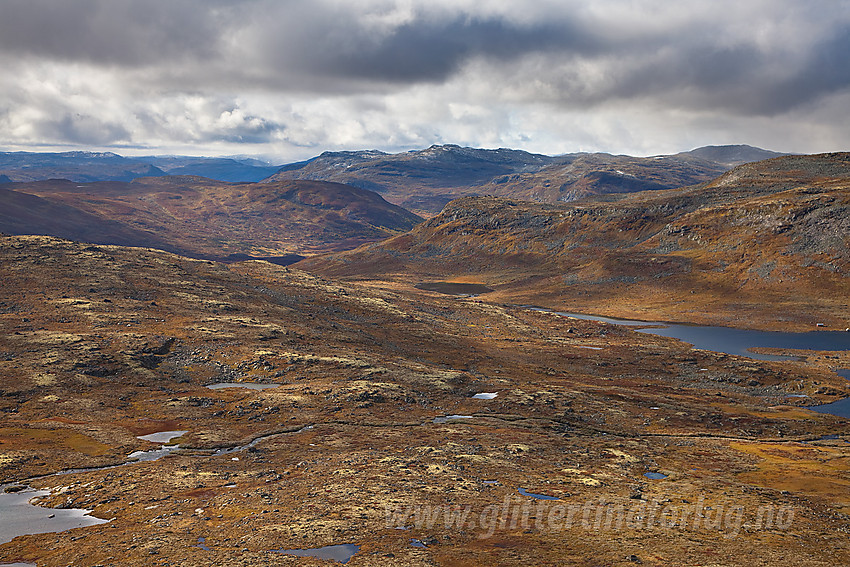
268;144;790;214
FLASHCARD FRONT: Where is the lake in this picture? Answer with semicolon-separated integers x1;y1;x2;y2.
534;308;850;361
535;307;850;417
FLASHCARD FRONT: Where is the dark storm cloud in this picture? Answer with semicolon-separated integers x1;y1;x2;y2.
263;14;600;84
1;1;849;155
555;22;850;116
0;0;225;65
36;113;131;145
2;0;848;116
772;27;850;112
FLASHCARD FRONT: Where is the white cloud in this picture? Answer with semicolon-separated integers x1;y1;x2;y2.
0;0;848;159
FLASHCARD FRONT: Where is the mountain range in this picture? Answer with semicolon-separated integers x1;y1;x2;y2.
2;145;788;216
0;176;420;260
268;144;788;214
0;151;281;183
0;143;791;260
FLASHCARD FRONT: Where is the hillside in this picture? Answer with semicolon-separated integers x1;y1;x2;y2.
479;152;728;203
299;153;850;330
0;234;848;565
0;176;421;259
677;144;789;166
268;144;786;215
266;145;553;214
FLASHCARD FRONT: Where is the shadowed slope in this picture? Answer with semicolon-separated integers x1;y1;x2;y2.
0;176;421;259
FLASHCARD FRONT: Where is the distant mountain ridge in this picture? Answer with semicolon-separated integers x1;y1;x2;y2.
0;176;421;259
268;144;791;214
0;151;166;182
1;144;792;214
133;155;281;182
0;151;281;183
676;144;789;166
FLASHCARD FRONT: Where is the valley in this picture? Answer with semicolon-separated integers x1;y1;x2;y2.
303;153;850;331
0;149;848;566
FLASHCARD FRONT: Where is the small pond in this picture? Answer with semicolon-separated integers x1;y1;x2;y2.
433;415;475;424
193;536;212;551
472;392;498;400
0;486;108;544
137;430;188;443
206;383;282;390
273;543;360;564
517;487;559;501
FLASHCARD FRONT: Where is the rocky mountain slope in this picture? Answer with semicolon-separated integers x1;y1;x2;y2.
477;151;729;203
300;152;850;330
267;145;553;213
268;144;788;215
0;176;421;260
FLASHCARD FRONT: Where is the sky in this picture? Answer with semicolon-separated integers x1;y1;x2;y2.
1;0;849;163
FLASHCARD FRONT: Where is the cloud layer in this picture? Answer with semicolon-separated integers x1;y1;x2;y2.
1;0;849;159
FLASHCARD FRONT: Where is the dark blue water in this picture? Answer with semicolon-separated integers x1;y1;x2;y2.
536;308;850;361
644;472;668;480
807;398;850;419
535;308;850;418
638;325;850;361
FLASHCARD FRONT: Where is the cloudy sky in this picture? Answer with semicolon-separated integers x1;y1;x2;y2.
1;0;849;162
